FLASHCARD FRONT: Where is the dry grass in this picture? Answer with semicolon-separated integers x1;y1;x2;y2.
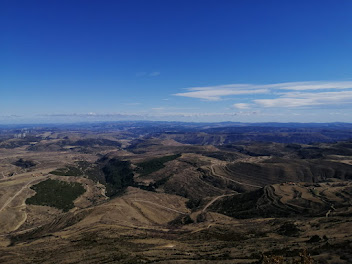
262;249;314;264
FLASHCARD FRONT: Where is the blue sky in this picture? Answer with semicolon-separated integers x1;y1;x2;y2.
1;0;352;123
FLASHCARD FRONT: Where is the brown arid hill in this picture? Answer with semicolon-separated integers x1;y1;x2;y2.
209;181;352;218
0;185;351;263
206;158;352;188
1;124;352;263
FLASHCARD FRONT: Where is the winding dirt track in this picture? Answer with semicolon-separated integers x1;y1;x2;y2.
202;193;234;212
0;179;38;213
209;165;262;188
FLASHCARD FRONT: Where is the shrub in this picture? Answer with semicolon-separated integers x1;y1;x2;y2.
135;154;181;175
26;179;85;212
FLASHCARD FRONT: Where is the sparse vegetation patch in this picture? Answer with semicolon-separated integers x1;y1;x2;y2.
26;179;86;212
50;161;105;183
13;158;36;168
50;166;83;177
102;158;135;197
135;154;181;175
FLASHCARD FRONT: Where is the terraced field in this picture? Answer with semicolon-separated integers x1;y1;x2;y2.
210;181;352;218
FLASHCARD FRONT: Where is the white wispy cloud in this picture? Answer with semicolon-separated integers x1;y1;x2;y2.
256;90;352;108
254;98;317;108
174;81;352;109
149;71;160;77
174;86;269;101
0;115;22;118
233;103;251;109
266;81;352;91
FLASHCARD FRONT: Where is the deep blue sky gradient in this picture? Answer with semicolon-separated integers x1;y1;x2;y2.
1;0;352;123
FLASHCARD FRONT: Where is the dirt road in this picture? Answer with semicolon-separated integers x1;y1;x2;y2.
202;193;234;212
0;178;41;213
210;165;262;188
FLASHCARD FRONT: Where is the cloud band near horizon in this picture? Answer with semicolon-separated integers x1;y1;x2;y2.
174;81;352;109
